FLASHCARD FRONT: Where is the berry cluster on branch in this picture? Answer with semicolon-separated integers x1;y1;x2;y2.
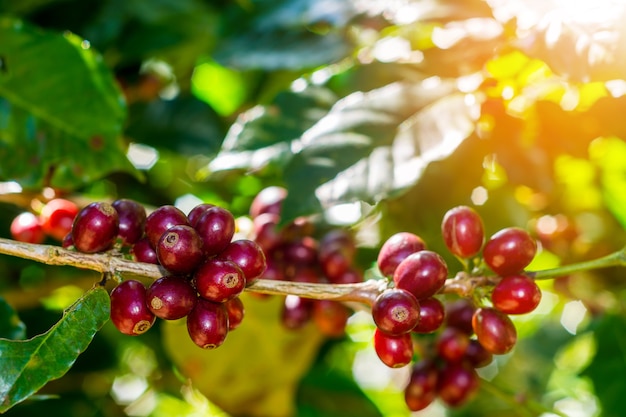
248;186;364;337
5;192;611;413
371;206;541;410
65;199;266;349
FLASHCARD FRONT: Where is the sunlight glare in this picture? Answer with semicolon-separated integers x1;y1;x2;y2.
560;300;587;335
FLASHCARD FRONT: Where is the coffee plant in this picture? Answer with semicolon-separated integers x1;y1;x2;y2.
3;1;626;416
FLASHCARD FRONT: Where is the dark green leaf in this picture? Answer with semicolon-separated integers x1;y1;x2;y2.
125;94;224;156
0;286;110;413
0;297;26;340
581;314;626;417
215;31;351;71
207;86;337;174
0;18;137;189
0;99;137;189
214;0;356;70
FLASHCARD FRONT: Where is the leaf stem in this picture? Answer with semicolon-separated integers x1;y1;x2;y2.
531;247;626;280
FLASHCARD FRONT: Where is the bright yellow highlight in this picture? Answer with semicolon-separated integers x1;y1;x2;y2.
191;60;247;116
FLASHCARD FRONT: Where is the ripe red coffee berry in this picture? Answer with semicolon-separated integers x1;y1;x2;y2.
110;280;156;336
194;258;246;303
312;300;350;338
373;328;414;368
187;203;214;227
372;288;420;336
436;327;470;362
412;297;445;334
282;295;313;330
377;232;426;278
404;359;438;412
251;212;282;251
194;206;235;256
156;225;204;274
441;205;484;259
393;250;448;300
146;275;197;320
112;198;146;245
483;227;537;276
71;202;119;253
225;297;245;330
40;198;79;241
445;299;476;335
131;237;159;264
465;339;493;368
472;307;517;355
186;298;229;349
145;205;189;248
219;239;267;284
10;212;45;244
249;186;287;218
491;274;542;315
437;363;479;407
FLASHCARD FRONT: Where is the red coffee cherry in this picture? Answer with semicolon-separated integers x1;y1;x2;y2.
71;202;119;253
483;227;537;276
110;280;156;336
491;274;542;315
441;205;484;259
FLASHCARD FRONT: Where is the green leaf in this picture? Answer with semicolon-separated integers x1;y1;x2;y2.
206;86;337;175
215;32;351;71
214;0;356;70
209;80;473;223
0;286;110;413
0;18;137;189
125;94;224;157
281;81;471;222
0;297;26;340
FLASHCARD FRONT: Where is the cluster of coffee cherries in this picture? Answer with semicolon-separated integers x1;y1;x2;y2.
10;198;79;244
65;199;265;349
371;205;540;410
248;186;363;337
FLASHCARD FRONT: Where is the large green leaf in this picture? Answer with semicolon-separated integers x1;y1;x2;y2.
281;81;472;222
0;18;137;189
0;286;110;413
0;297;25;341
208;80;473;223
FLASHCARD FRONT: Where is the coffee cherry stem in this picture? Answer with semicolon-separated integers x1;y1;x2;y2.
2;237;626;306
